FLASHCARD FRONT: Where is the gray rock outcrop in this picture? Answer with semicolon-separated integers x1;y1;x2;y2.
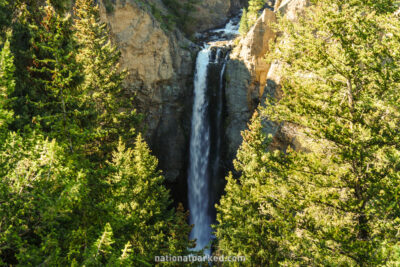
224;0;309;165
224;9;277;164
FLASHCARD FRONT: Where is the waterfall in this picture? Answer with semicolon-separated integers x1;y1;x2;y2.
212;55;228;180
188;15;240;256
188;48;213;255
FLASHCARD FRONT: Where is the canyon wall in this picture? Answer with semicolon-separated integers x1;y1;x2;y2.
223;0;309;166
99;0;195;201
98;0;309;202
99;0;248;205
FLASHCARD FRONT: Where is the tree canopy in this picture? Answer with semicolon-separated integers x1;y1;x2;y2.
216;0;400;265
0;0;193;265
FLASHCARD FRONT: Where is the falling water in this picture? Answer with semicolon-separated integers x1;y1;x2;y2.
212;54;228;180
188;15;240;256
188;48;213;255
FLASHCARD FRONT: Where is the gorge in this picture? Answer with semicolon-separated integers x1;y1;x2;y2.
3;0;399;265
98;0;294;248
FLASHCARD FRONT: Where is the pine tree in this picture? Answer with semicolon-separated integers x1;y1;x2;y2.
0;0;12;38
215;112;295;265
118;241;133;265
239;8;249;35
263;1;400;264
0;132;83;266
73;0;138;160
0;36;15;130
247;0;265;26
84;222;116;266
28;1;82;151
105;135;193;265
248;0;265;14
166;203;196;257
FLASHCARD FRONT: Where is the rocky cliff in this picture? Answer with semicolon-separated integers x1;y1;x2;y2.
99;0;196;200
98;0;309;202
99;0;249;205
224;9;277;164
223;0;309;166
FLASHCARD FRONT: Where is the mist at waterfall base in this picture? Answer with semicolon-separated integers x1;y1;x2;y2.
187;16;239;256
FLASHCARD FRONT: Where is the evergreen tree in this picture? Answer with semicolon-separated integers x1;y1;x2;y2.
247;0;265;25
28;1;82;151
73;0;138;160
217;0;400;265
0;37;15;130
215;112;295;265
248;0;265;14
0;0;193;265
0;0;12;38
105;135;193;265
8;3;36;131
239;8;249;35
0;132;83;266
166;203;196;257
83;222;116;266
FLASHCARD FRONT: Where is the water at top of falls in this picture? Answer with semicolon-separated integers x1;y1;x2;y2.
200;13;241;43
211;16;240;36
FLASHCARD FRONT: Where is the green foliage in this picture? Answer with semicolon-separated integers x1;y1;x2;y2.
216;0;400;265
0;131;84;265
74;0;139;159
0;0;193;266
103;135;194;265
0;37;15;129
0;0;12;37
83;222;116;266
28;2;82;152
248;0;265;16
239;0;265;35
155;0;198;32
239;8;249;35
50;0;74;13
215;112;290;265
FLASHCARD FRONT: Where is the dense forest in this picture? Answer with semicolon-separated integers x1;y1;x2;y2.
0;0;194;265
1;0;400;266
